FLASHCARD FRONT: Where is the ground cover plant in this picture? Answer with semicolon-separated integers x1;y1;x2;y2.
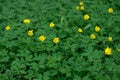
0;0;120;80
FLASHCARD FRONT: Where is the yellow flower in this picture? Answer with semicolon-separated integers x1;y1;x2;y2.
76;6;79;10
28;30;33;36
23;19;31;24
84;14;90;20
49;22;55;27
79;2;83;5
78;28;83;33
39;35;46;41
90;34;96;39
108;8;113;13
80;6;84;10
105;47;112;55
53;38;59;43
108;37;113;41
5;25;11;30
95;26;101;32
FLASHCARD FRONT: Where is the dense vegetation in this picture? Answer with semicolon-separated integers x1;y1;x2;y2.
0;0;120;80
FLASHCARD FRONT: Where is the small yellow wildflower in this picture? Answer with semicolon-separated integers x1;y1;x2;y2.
78;28;83;33
39;35;46;41
90;34;96;39
49;22;55;27
84;14;90;20
76;6;79;10
53;38;59;43
108;37;113;41
5;25;11;30
79;2;83;5
108;8;113;13
80;6;84;10
105;47;112;55
23;19;31;24
28;30;33;36
95;26;101;32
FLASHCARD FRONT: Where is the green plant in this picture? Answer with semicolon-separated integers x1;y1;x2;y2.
0;0;120;80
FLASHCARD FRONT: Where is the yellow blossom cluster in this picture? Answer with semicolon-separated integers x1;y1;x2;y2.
5;19;59;44
76;1;84;11
75;2;115;55
4;2;116;56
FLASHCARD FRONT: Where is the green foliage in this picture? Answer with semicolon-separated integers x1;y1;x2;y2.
0;0;120;80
